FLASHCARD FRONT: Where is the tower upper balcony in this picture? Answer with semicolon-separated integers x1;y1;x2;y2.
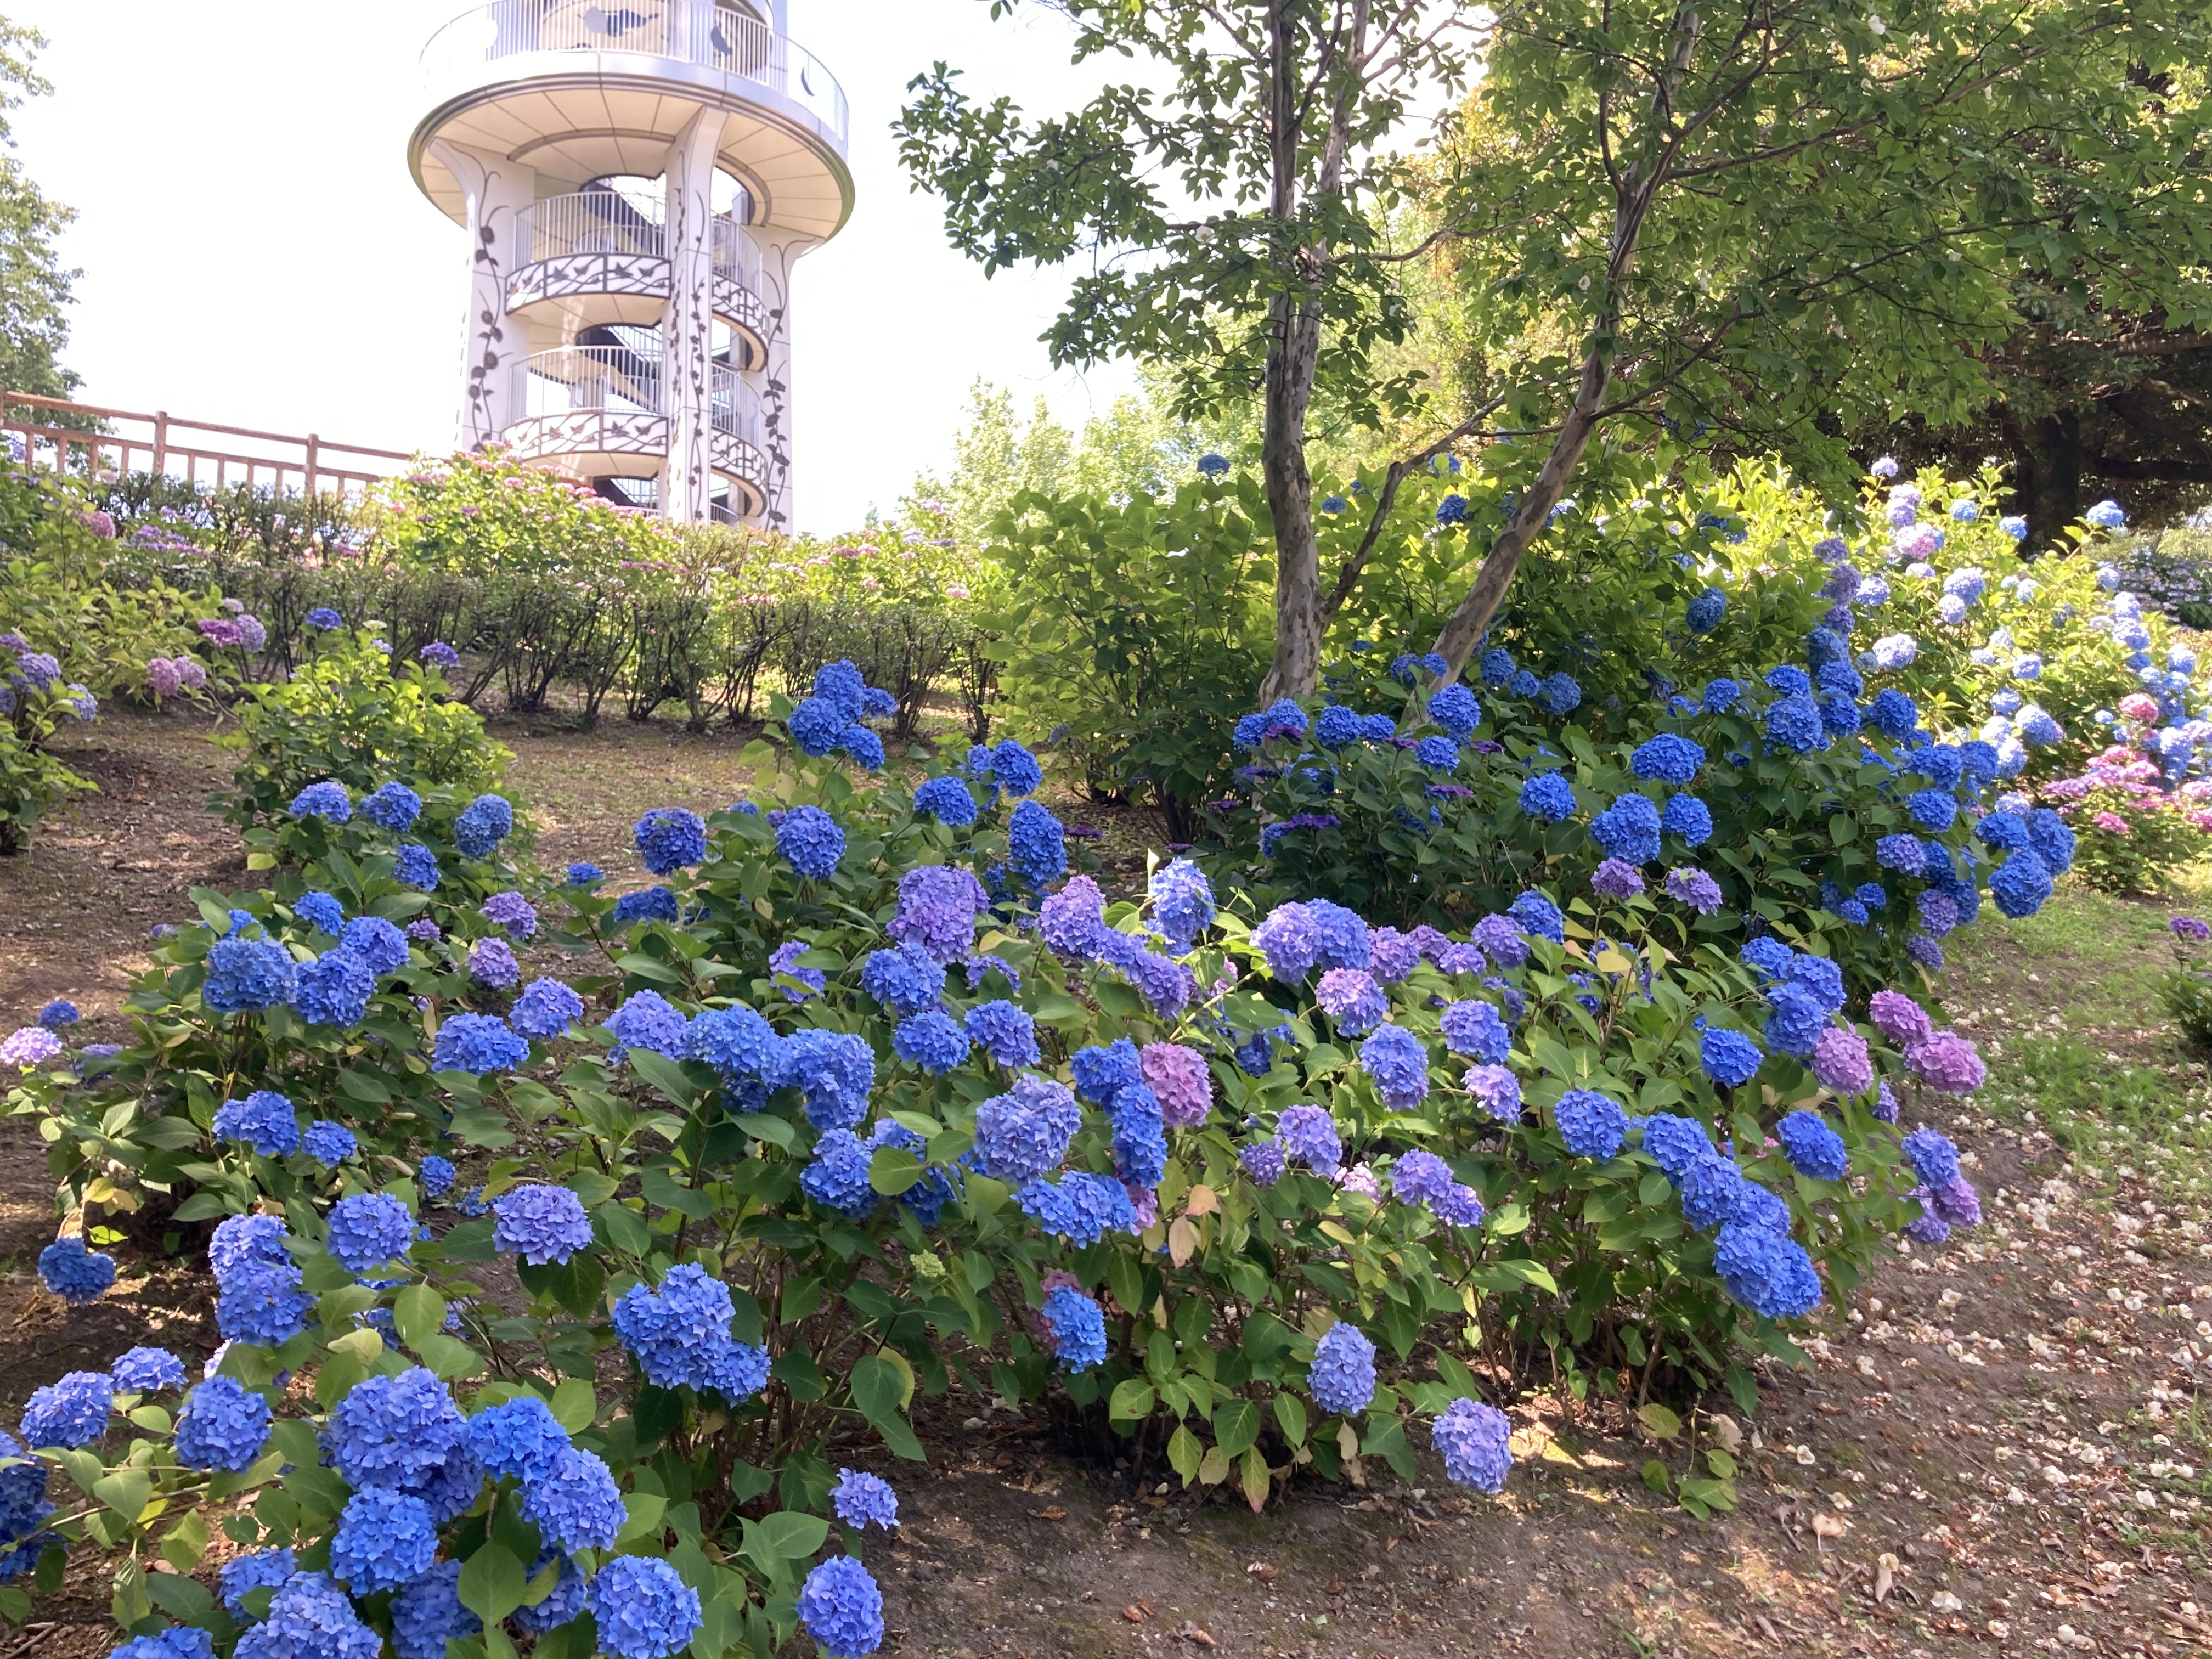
411;0;853;242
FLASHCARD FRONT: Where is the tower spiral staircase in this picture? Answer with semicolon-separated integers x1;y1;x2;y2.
410;0;853;528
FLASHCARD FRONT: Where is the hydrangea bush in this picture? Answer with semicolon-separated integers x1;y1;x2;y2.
3;651;1997;1657
0;630;99;854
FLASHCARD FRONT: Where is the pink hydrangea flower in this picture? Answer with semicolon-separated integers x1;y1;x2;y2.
2119;693;2159;723
145;657;183;698
1867;989;1933;1048
1905;1030;1986;1094
1810;1026;1872;1096
1139;1042;1212;1128
2092;811;2130;836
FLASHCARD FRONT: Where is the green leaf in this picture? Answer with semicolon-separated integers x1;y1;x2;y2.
1640;1459;1673;1496
848;1355;924;1460
394;1286;447;1350
1108;1379;1156;1424
144;1569;212;1621
626;1048;699;1106
415;1333;487;1380
1167;1425;1203;1486
735;1112;796;1150
1212;1398;1260;1459
1638;1403;1682;1441
867;1146;924;1197
615;1492;668;1544
157;1508;209;1573
741;1511;831;1570
549;1379;598;1434
459;1542;528;1623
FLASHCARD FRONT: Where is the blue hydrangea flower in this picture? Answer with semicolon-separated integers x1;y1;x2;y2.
782;1029;875;1131
326;1192;413;1273
607;989;690;1059
611;884;679;927
1149;857;1215;952
862;944;947;1019
394;844;441;891
234;1572;379;1659
432;1013;528;1073
1989;849;2052;918
1554;1090;1626;1160
1432;1397;1513;1493
289;782;351;822
202;936;295;1015
1763;983;1827;1056
36;1236;115;1305
330;1487;436;1593
566;860;605;887
511;977;586;1041
1713;1223;1822;1318
893;1009;969;1074
833;1468;900;1531
1764;693;1825;753
1358;1024;1429;1110
798;1556;886;1659
1538;673;1582;715
1276;1104;1342;1177
1776;1110;1848;1181
800;1129;880;1219
1630;735;1705;785
219;1547;295;1619
340;916;408;977
1428;684;1481;736
173;1376;270;1470
513;1443;625;1553
215;1090;301;1157
1906;789;1956;831
589;1555;703;1659
1591;793;1662;865
490;1183;595;1263
453;794;514;857
390;1560;481;1659
972;1077;1080;1180
1039;1285;1108;1372
20;1370;112;1448
294;891;346;935
112;1627;217;1659
458;1393;572;1488
1440;999;1510;1064
109;1345;185;1393
913;776;979;826
302;1120;357;1166
1109;1086;1168;1187
1513;898;1566;946
1308;1322;1377;1417
777;805;845;879
634;808;707;874
1007;799;1066;887
1699;1027;1762;1087
360;783;422;832
1519;771;1575;822
1685;588;1726;634
963;1000;1038;1068
215;1251;314;1347
290;948;374;1027
1875;833;1926;875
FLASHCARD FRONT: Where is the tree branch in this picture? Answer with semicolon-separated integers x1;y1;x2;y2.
1317;398;1508;628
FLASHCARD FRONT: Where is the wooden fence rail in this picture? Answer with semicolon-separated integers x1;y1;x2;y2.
0;388;416;499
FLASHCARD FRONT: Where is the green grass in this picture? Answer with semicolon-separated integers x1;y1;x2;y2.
1943;861;2212;1209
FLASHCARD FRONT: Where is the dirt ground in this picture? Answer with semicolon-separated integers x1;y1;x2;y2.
1;709;2207;1658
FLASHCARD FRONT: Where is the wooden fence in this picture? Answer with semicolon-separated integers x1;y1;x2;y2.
0;388;415;498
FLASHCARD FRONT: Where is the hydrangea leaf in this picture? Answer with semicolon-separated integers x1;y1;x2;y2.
458;1541;527;1623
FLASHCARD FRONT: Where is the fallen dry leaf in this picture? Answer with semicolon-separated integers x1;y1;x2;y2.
1245;1563;1278;1582
1030;1505;1066;1522
1811;1513;1847;1548
1121;1605;1149;1624
1875;1552;1898;1604
1175;1622;1215;1647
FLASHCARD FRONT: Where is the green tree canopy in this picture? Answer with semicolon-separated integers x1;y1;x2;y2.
0;17;77;404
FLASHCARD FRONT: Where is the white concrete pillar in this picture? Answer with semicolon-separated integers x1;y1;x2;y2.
661;109;724;523
427;139;534;450
746;225;816;532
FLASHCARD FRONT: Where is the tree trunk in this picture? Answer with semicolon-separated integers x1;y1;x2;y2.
1418;0;1701;694
1255;0;1365;705
2004;407;2082;553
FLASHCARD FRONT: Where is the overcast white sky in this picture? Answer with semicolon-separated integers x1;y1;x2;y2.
7;0;1139;531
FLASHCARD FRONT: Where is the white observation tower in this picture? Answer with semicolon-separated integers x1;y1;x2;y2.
410;1;853;528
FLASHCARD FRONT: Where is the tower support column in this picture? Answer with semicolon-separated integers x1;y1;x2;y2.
747;226;816;533
661;110;723;522
427;139;534;450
